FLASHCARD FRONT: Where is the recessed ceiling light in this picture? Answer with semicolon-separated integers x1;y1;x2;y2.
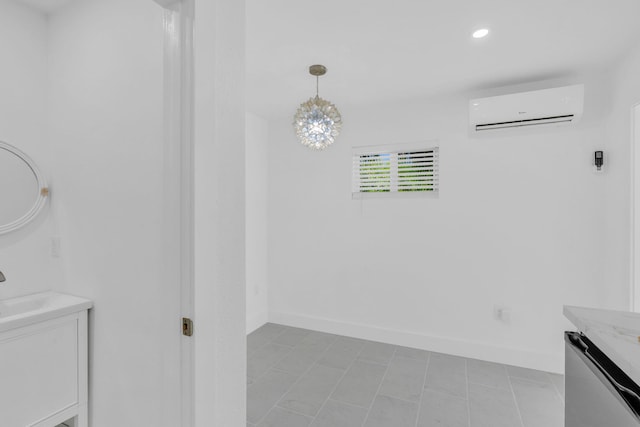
473;28;490;39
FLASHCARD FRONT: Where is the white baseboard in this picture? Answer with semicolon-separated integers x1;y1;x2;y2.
269;311;564;374
246;311;268;334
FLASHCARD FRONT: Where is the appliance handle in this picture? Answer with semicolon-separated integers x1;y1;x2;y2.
567;332;640;420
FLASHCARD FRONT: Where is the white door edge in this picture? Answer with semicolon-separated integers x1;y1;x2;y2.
158;0;195;425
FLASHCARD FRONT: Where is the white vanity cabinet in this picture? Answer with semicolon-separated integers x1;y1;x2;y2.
0;292;92;427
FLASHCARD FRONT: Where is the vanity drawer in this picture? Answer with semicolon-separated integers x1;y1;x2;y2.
0;315;79;427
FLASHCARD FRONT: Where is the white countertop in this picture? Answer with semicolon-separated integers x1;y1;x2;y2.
564;305;640;386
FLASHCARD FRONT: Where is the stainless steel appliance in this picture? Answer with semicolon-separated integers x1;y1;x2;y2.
565;331;640;426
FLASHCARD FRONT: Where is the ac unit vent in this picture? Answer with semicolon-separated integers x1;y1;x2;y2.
475;114;575;131
470;85;584;133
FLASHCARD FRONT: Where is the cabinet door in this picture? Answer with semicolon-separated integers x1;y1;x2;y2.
565;338;640;427
0;316;78;426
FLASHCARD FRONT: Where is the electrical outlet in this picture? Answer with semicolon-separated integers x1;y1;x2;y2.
493;305;511;324
51;237;61;258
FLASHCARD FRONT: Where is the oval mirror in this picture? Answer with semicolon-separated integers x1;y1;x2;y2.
0;141;48;235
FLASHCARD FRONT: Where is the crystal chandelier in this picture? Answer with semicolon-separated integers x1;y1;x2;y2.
293;64;342;150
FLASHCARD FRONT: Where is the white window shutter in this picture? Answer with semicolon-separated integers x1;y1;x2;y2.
352;153;391;193
397;149;438;192
353;145;438;198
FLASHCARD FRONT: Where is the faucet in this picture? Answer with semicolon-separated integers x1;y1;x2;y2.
0;271;5;282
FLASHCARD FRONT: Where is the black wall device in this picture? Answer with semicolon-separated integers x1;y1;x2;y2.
595;151;604;171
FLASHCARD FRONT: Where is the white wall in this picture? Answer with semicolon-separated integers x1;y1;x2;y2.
0;1;248;426
604;43;640;312
0;0;63;299
635;104;640;312
47;1;182;426
267;77;610;373
246;112;269;333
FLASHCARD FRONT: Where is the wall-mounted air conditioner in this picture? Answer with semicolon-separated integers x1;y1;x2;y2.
469;84;584;132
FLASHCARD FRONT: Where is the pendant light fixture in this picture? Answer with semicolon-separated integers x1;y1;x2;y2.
293;64;342;150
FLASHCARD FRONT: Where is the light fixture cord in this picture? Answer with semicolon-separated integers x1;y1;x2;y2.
316;76;319;98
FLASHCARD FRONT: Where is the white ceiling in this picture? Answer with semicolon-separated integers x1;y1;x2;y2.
18;0;74;13
247;0;640;119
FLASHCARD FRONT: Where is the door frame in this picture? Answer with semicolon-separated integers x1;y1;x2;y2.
156;0;195;425
157;1;247;425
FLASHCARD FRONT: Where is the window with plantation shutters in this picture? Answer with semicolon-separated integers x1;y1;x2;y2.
352;144;439;198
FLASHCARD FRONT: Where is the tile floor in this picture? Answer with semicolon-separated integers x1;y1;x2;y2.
247;323;564;427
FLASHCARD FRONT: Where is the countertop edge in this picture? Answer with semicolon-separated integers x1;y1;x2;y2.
564;305;640;387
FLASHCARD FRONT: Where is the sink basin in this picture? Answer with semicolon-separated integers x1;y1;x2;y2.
0;291;92;332
0;293;50;317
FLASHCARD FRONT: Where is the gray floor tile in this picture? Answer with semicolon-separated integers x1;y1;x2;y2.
253;323;287;338
395;346;430;361
358;341;396;365
258;407;313;427
247;370;299;424
248;339;267;358
274;349;320;377
248;342;293;379
507;366;553;384
248;324;287;355
424;353;467;399
334;336;368;350
467;358;510;390
468;383;521;427
364;395;419;427
379;356;427;402
278;364;345;416
417;389;469;427
331;361;387;407
311;399;368;427
247;325;563;427
275;334;336;375
303;331;339;346
318;337;366;370
273;327;312;346
548;373;564;399
511;378;563;427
